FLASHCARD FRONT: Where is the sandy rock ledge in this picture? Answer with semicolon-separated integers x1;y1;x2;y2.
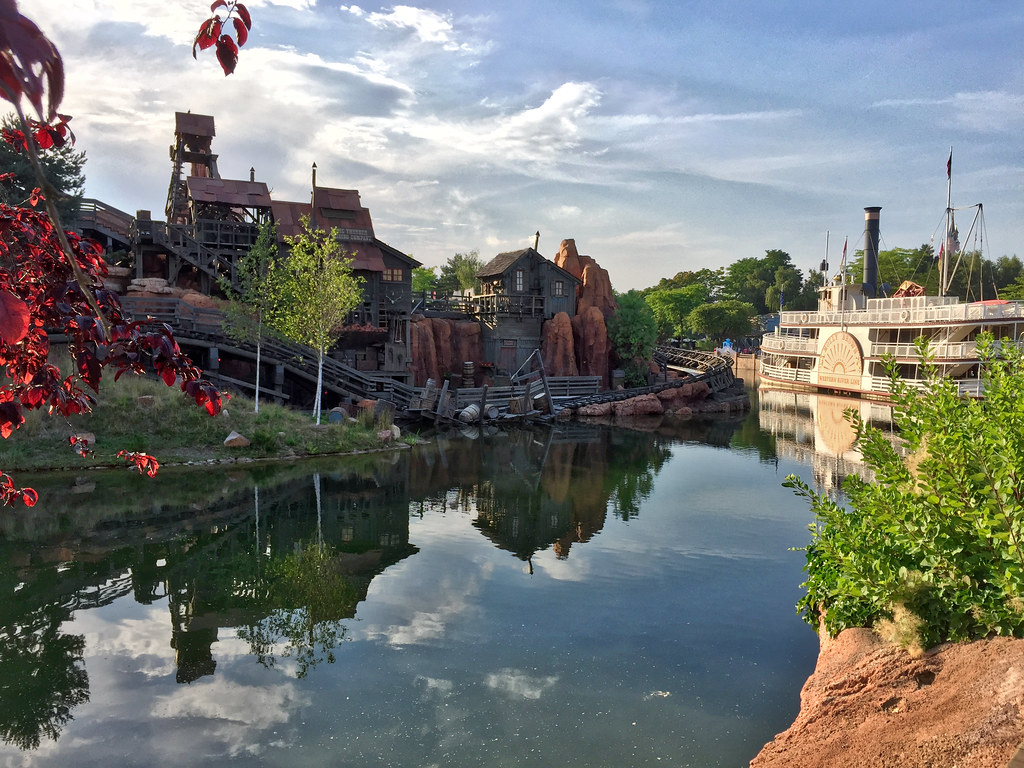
750;628;1024;768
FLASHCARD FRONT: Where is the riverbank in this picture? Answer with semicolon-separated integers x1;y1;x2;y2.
3;373;402;475
750;626;1024;768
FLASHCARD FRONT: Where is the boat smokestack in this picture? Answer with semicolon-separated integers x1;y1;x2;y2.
863;206;881;298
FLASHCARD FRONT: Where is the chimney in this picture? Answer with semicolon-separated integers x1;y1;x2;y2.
249;167;255;182
533;231;540;250
863;206;881;298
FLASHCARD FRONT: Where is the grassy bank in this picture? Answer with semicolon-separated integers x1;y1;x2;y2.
4;371;408;472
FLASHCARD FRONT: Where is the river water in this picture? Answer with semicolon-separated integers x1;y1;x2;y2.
0;389;854;767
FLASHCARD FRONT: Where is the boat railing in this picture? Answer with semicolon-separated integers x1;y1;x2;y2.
781;300;1024;327
866;375;983;398
870;341;978;360
761;335;816;353
758;359;812;384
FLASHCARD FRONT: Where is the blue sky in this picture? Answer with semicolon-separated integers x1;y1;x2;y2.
19;0;1024;290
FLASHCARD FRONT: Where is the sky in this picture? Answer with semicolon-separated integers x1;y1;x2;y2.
17;0;1024;291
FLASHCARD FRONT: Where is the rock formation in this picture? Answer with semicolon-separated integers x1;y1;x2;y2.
409;314;439;385
409;314;485;386
750;628;1024;768
554;239;617;319
572;305;611;387
541;312;578;377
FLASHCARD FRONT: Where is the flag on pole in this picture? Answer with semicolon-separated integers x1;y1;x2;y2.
840;237;847;270
947;149;952;179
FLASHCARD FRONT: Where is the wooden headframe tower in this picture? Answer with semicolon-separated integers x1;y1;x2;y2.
166;112;219;225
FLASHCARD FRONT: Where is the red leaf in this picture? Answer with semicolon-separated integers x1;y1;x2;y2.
210;0;228;12
21;488;38;507
192;17;222;57
161;366;176;387
215;35;239;75
233;17;248;47
0;7;65;121
0;290;30;344
235;3;252;29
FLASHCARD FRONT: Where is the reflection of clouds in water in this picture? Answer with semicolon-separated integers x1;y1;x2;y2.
416;676;454;697
532;549;591;581
485;669;558;700
150;680;310;757
75;603;176;678
362;563;493;647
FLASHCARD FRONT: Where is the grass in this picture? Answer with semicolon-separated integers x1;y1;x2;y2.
5;367;411;472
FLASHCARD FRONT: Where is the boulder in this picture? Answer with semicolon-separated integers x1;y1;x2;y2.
541;312;578;377
612;393;664;418
223;431;250;448
751;630;1024;768
572;306;611;387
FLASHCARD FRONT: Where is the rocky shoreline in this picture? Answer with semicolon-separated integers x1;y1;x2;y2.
750;626;1024;768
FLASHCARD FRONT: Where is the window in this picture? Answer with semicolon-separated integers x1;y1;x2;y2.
383;268;403;282
553;280;565;297
514;268;525;292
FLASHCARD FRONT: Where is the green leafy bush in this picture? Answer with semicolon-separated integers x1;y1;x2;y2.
786;334;1024;649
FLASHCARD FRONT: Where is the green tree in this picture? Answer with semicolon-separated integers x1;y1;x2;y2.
644;284;708;340
0;113;85;222
411;265;438;293
787;335;1024;650
607;290;658;386
437;250;483;294
721;250;800;315
686;300;755;343
219;219;279;413
647;267;723;299
270;217;364;424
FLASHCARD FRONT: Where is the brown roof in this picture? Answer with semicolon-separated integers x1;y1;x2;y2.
477;249;531;279
187;177;272;208
270;196;386;273
175;111;215;138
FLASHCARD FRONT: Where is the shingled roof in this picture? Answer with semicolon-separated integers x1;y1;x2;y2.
477;248;532;279
271;187;391;272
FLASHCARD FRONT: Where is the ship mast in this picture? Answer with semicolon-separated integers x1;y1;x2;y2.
941;147;952;295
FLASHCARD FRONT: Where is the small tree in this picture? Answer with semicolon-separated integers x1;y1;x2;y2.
607;290;658;387
269;217;363;424
645;285;709;341
220;219;279;413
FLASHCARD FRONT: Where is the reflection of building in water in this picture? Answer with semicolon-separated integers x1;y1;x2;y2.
759;387;898;493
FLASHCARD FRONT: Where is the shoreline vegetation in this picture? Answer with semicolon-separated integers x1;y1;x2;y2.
3;371;406;476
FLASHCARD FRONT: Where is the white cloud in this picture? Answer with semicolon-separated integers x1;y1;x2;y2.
872;90;1024;132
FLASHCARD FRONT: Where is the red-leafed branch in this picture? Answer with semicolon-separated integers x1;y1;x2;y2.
0;1;226;504
193;1;252;76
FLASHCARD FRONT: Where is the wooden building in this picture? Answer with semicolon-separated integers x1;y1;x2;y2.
272;186;420;379
475;247;580;373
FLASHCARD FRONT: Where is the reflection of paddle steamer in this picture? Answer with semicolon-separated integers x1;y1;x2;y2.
758;389;896;492
759;201;1024;399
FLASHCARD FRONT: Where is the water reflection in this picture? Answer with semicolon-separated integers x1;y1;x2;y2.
0;416;823;766
758;386;896;492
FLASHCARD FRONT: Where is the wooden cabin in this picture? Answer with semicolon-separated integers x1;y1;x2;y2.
475;247;581;373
